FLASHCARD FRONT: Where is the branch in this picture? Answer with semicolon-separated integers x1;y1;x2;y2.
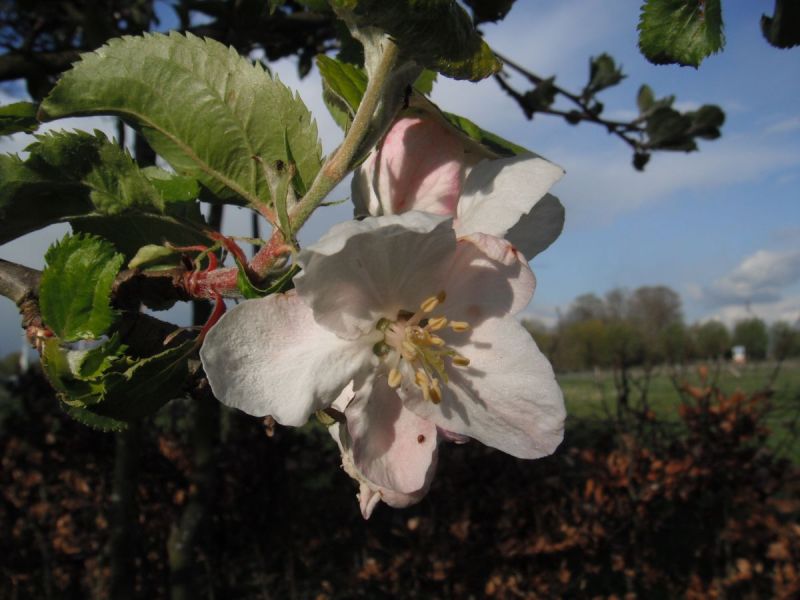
0;49;80;81
0;258;40;305
493;51;646;154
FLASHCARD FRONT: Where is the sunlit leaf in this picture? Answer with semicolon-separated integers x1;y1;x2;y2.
40;234;124;342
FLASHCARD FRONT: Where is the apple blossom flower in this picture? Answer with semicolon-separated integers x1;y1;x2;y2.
199;212;564;517
352;115;566;259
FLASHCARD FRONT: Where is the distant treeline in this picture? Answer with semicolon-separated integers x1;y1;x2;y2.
523;286;800;373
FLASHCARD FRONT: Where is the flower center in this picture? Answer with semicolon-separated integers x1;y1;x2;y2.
374;290;471;404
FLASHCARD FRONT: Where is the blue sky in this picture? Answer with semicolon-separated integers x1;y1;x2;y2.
0;0;798;355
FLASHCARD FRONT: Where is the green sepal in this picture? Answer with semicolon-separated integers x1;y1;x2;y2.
638;0;725;68
40;234;124;342
236;260;299;299
0;102;39;136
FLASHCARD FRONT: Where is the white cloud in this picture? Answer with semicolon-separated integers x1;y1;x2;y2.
555;135;800;226
691;249;800;326
703;295;800;327
765;116;800;135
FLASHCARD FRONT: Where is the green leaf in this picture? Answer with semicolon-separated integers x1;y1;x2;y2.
75;334;125;379
268;0;284;14
0;102;39;136
638;0;725;67
317;55;368;130
128;244;182;270
330;0;501;81
413;70;438;96
637;85;655;114
463;0;516;24
92;340;195;421
0;129;203;244
41;338;108;405
141;167;201;203
441;111;529;157
687;104;725;140
43;335;195;426
762;0;800;49
64;405;128;432
521;77;557;117
645;106;696;151
584;54;625;97
71;212;208;259
39;32;323;207
39;234;124;341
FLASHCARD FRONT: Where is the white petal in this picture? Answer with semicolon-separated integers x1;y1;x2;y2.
456;155;564;255
347;376;438;495
200;293;376;426
402;317;565;459
504;193;565;259
374;116;465;216
438;233;536;323
295;212;456;339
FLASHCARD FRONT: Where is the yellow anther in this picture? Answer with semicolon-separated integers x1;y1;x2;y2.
420;290;447;313
430;378;442;404
402;340;419;360
452;355;470;367
415;369;431;402
427;316;448;331
388;368;402;388
428;335;446;347
449;321;470;332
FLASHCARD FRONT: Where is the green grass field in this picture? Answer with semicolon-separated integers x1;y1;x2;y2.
558;359;800;461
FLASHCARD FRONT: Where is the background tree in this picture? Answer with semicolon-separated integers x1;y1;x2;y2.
692;320;732;361
769;320;800;361
733;317;769;361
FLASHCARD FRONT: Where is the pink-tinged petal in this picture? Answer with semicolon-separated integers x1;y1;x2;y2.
402;317;565;459
346;376;438;495
329;408;437;519
504;193;565;259
455;155;564;256
437;233;536;324
374;117;465;216
295;212;457;339
351;152;382;218
200;293;376;426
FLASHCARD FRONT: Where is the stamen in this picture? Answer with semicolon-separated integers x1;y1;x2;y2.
452;355;470;367
402;340;419;360
428;335;446;347
420;290;447;313
427;316;448;331
430;378;442;404
388;368;402;388
376;318;392;332
449;321;470;332
415;369;431;402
